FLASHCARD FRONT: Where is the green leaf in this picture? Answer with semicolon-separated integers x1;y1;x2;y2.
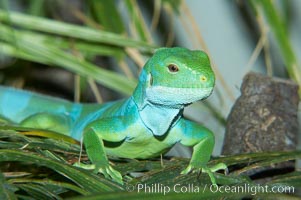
162;0;183;14
8;179;89;196
0;9;155;52
88;0;125;34
268;171;301;187
27;0;45;16
252;0;301;95
1;127;300;199
0;149;123;193
0;172;18;200
124;0;152;42
0;24;137;95
18;183;61;200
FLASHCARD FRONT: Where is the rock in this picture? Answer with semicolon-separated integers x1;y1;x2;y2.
222;72;299;155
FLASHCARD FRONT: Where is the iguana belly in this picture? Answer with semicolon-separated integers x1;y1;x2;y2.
104;126;178;159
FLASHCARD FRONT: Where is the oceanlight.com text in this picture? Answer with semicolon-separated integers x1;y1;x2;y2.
125;183;295;196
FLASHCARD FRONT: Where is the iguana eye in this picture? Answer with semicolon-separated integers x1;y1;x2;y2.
167;64;179;73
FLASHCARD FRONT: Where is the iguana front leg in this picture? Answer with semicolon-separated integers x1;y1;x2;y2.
74;118;126;185
176;118;227;185
15;112;123;182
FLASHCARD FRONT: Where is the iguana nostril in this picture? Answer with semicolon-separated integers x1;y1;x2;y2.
200;75;207;82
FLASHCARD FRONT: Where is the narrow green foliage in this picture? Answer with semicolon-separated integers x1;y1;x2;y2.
27;0;45;16
0;149;123;193
0;172;18;200
162;0;183;14
88;0;125;34
1;128;301;198
0;9;155;51
0;24;137;95
124;0;152;42
252;0;301;94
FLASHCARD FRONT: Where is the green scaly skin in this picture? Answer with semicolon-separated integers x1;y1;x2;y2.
0;47;227;184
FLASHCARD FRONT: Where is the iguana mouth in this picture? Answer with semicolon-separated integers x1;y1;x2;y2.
145;86;213;105
147;86;213;95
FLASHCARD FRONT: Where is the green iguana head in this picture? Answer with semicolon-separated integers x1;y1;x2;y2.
134;47;215;107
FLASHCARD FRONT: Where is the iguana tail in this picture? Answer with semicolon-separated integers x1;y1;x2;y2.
0;86;73;123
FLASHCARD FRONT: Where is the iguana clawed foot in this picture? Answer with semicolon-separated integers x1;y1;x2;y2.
181;162;228;185
73;162;123;185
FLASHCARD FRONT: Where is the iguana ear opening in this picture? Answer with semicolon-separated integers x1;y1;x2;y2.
148;73;153;87
132;70;152;110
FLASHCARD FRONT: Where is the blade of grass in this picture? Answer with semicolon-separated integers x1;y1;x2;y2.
150;0;162;31
0;41;136;95
162;0;182;14
0;173;18;200
213;151;301;167
0;9;156;52
0;149;123;192
268;171;301;187
162;5;175;47
0;129;80;154
0;25;137;95
0;125;79;144
27;0;45;16
17;184;60;200
8;179;89;196
88;0;125;34
253;0;301;95
124;0;152;43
